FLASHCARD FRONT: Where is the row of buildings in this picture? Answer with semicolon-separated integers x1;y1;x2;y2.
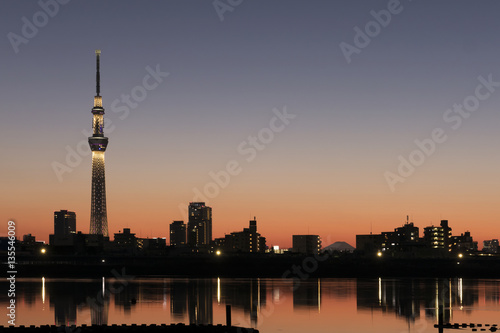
170;217;268;254
10;202;324;256
169;203;267;253
356;217;499;257
18;205;500;257
170;203;322;255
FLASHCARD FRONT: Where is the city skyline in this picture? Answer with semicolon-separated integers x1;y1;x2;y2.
2;1;500;248
37;204;496;252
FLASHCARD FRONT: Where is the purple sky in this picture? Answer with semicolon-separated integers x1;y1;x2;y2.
2;0;500;246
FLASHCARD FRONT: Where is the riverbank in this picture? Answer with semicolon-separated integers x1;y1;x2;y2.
0;324;257;333
11;254;500;278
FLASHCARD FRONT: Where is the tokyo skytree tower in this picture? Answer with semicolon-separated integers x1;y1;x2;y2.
88;50;109;237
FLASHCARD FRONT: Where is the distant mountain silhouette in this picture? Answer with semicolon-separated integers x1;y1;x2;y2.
323;241;355;253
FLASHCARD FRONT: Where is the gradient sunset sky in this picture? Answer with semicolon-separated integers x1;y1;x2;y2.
2;0;500;248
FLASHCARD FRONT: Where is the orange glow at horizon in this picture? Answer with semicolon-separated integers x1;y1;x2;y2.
4;185;499;250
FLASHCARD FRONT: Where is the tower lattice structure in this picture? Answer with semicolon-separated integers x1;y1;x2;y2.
88;50;109;237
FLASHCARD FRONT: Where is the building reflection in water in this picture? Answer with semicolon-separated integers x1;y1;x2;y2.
219;278;266;326
170;279;188;320
293;278;321;312
114;277;138;315
428;278;477;323
484;279;500;305
187;279;213;325
357;278;479;326
47;277;111;326
46;279;90;325
29;276;500;328
47;281;77;325
19;280;38;308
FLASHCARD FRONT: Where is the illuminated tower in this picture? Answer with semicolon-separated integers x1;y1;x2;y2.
88;50;109;237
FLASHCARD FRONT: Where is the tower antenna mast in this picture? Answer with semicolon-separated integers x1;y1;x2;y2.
96;50;101;97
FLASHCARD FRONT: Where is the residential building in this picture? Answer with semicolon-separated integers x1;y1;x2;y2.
292;235;321;255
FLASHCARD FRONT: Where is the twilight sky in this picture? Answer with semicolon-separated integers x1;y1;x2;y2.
1;0;500;248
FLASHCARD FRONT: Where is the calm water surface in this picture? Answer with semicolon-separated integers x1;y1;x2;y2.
2;277;500;333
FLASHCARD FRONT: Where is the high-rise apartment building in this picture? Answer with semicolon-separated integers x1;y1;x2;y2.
50;210;77;246
187;202;212;246
423;220;452;251
54;210;76;236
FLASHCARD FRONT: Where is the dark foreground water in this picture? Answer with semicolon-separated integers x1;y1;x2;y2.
2;277;500;333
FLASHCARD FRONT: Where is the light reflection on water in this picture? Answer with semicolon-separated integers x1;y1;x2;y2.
1;278;500;333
